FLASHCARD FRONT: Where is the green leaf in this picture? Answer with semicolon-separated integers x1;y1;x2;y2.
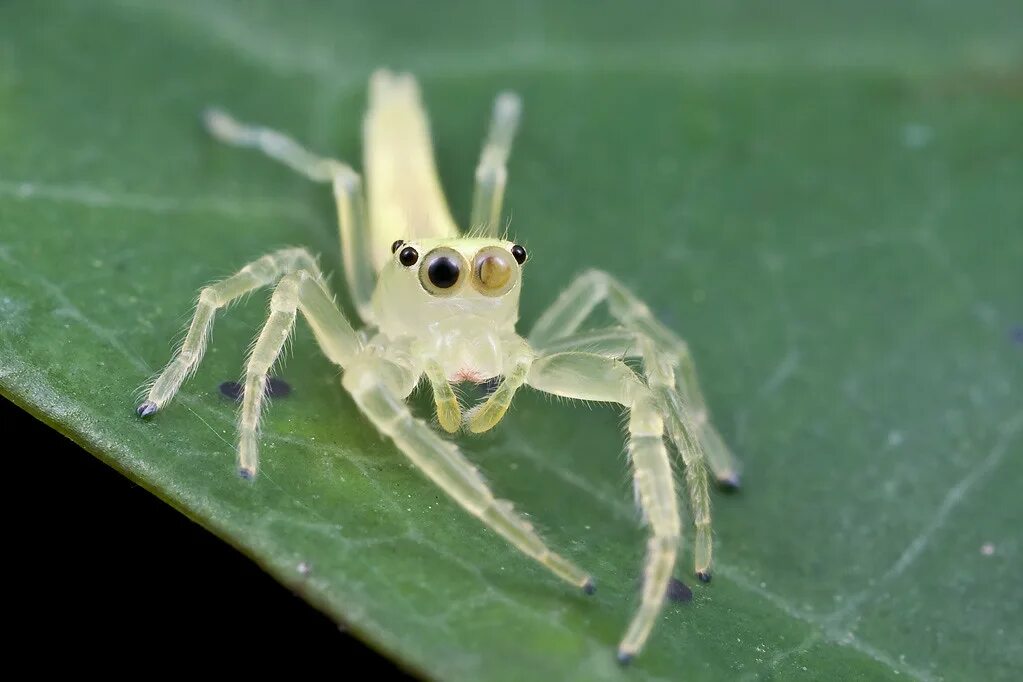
2;1;1021;679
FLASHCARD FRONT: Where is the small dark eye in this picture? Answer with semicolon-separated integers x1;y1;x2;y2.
398;246;419;266
391;239;405;253
427;256;460;289
511;244;527;264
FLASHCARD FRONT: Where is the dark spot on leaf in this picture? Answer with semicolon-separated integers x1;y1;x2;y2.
219;377;292;401
219;381;243;400
266;377;292;397
667;577;693;603
1011;326;1023;345
697;570;712;583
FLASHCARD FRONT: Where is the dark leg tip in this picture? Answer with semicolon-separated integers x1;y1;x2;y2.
136;401;158;418
717;473;741;492
616;652;634;666
697;570;712;584
582;578;597;595
238;467;255;481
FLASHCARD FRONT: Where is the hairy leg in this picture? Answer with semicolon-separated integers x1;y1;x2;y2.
530;325;715;578
342;354;594;592
204;108;377;321
236;270;361;477
470;91;522;235
138;248;325;416
528;270;741;487
526;351;679;662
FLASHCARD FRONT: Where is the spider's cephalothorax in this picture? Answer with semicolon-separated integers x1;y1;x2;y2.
374;237;525;383
137;70;740;664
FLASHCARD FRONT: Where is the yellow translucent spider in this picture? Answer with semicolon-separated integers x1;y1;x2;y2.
136;69;741;664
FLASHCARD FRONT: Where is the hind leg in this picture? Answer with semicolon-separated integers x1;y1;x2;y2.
204;108;376;321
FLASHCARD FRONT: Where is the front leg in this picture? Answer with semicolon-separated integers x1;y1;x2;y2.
342;353;594;592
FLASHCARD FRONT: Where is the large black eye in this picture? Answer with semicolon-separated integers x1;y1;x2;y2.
398;246;418;266
511;244;527;264
428;257;460;288
418;247;467;296
391;239;405;253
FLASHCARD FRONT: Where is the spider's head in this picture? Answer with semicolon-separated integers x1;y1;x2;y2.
371;237;527;337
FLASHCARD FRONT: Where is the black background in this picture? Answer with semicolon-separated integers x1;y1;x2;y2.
3;394;416;675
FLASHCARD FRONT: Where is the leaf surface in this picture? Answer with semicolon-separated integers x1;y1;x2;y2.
2;2;1021;679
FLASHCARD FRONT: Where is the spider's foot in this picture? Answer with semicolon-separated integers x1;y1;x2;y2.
717;471;741;492
697;570;712;584
435;397;462;433
616;651;634;666
582;577;597;595
136;401;158;418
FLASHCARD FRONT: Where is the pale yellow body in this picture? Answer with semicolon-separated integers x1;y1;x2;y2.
138;70;740;664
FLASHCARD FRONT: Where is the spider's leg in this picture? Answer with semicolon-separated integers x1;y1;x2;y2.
639;338;713;583
204;109;376;321
527;351;679;663
470;91;522;236
424;360;461;433
342;355;594;592
537;327;716;579
529;270;741;488
236;270;361;478
138;248;326;417
466;336;532;433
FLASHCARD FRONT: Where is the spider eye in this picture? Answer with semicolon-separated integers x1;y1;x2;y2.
398;246;418;266
471;246;517;297
391;239;405;253
511;244;527;264
419;247;466;295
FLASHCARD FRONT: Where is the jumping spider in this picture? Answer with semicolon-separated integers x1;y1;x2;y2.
137;69;740;663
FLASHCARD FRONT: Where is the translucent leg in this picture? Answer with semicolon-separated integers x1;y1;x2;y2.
467;336;533;433
235;269;360;478
528;270;742;488
640;338;713;582
470;91;522;235
138;248;324;417
342;355;594;592
203;108;377;321
237;270;361;478
526;351;680;663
